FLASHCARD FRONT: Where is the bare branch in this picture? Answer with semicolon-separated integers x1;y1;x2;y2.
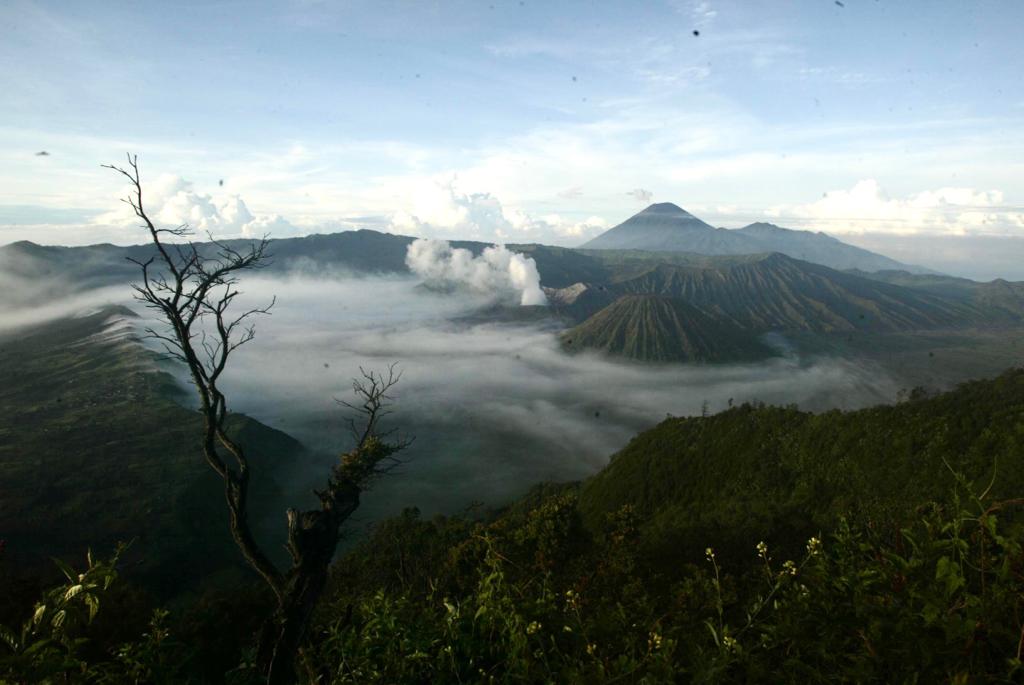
109;155;410;684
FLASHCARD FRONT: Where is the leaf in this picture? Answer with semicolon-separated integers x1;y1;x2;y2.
23;638;55;656
51;557;76;582
32;604;47;626
64;584;84;601
704;619;720;647
85;595;100;623
0;624;20;652
935;556;965;598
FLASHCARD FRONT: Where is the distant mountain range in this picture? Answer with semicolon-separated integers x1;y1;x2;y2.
546;249;1024;363
581;202;933;274
6;222;1024;365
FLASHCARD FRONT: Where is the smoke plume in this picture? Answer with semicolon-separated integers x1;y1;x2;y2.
405;238;548;306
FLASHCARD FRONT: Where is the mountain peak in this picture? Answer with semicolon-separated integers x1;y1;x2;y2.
637;202;693;217
742;222;784;231
580;203;722;251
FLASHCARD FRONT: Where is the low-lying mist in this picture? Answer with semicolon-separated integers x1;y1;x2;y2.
200;274;900;529
0;268;903;533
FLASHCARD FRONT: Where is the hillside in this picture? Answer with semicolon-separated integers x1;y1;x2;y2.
548;251;1024;363
1;230;583;303
579;368;1024;565
560;294;773;363
0;231;422;305
309;369;1024;684
5;320;1024;681
607;253;987;332
734;221;925;272
0;307;307;599
581;203;931;273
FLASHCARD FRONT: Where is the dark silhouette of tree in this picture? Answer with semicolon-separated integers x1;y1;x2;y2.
104;154;409;684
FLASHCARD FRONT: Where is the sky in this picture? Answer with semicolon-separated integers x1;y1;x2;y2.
1;0;1022;278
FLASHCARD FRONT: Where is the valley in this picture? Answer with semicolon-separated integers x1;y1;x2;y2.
3;4;1021;680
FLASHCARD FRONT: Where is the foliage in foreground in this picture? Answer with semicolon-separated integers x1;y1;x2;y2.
312;478;1024;684
5;476;1019;684
5;369;1024;683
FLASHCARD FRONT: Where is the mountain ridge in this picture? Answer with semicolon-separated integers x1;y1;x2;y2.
560;294;774;363
582;203;934;274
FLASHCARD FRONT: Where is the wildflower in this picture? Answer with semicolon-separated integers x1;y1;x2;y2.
756;540;768;557
782;560;797;576
586;643;597;656
722;635;738;651
705;547;715;561
806;536;822;556
648;632;663;650
526;621;541;635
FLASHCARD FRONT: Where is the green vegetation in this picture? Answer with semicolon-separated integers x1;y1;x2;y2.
3;364;1023;682
0;307;306;609
852;269;1024;318
593;253;984;332
580;370;1024;566
561;294;774;363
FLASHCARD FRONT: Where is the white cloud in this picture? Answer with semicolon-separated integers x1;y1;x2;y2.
386;176;607;244
767;179;1024;236
691;1;717;28
627;188;654;204
96;173;298;239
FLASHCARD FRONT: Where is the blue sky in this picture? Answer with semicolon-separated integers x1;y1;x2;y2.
1;0;1022;277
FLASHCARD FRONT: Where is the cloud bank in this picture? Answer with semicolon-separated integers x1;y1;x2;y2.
96;174;297;240
0;267;929;533
389;176;608;244
167;274;903;529
769;179;1024;237
405;238;548;306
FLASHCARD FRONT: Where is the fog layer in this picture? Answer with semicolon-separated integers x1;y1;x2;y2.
205;274;900;527
0;267;902;530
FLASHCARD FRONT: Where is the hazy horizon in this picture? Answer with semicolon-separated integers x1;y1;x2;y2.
1;0;1021;279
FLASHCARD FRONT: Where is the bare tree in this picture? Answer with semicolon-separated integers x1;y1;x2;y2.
104;154;409;684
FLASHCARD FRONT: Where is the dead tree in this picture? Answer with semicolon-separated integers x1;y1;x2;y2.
104;154;409;684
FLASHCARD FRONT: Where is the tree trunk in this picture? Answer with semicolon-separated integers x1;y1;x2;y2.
259;485;360;684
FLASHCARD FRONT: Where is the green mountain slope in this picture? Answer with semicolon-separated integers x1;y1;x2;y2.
579;368;1024;565
560;294;774;363
0;307;306;596
311;369;1024;684
551;252;1022;363
608;253;987;333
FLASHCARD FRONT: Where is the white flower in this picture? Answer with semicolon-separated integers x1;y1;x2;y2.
807;537;822;556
